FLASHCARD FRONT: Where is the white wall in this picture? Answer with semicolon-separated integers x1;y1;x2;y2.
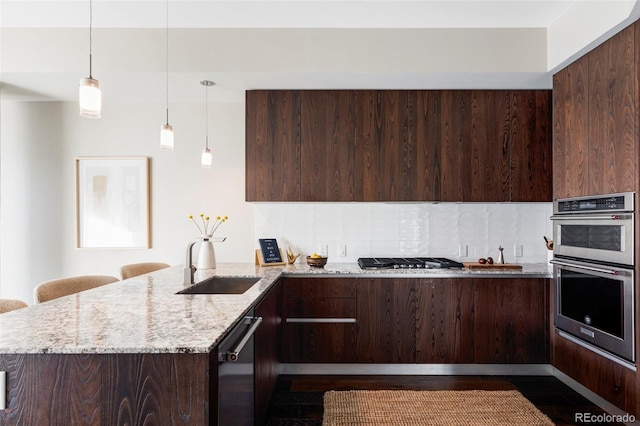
1;99;254;303
0;102;64;303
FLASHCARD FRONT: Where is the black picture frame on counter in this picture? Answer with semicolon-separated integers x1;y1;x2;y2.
255;238;286;266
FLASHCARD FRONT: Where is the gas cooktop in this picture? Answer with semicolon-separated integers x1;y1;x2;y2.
357;257;464;270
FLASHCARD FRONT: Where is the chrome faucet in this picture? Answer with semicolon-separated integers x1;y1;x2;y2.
184;240;198;285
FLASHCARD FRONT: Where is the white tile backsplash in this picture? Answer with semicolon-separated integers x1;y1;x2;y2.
253;202;553;263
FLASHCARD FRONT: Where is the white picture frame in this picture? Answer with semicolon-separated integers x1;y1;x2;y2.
75;156;150;248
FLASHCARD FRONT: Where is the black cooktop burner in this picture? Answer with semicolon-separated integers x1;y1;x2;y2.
357;257;464;270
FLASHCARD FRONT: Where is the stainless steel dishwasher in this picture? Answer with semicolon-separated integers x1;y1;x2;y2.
218;310;262;426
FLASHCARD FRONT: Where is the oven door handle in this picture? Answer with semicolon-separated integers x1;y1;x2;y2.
550;214;632;221
550;259;622;275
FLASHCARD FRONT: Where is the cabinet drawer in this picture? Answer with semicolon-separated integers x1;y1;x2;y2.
283;278;357;299
284;298;356;318
282;322;358;362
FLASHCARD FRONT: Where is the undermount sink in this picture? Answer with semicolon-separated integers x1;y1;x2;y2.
177;276;261;295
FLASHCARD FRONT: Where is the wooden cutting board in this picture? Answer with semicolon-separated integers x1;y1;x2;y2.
463;262;523;270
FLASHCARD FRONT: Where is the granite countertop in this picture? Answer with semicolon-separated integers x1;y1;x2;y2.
0;262;552;355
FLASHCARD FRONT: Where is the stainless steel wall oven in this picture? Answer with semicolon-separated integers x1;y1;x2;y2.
551;192;635;366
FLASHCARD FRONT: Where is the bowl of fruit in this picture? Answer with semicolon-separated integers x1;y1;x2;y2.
306;253;328;267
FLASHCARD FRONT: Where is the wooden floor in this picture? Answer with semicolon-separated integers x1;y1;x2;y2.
265;375;621;425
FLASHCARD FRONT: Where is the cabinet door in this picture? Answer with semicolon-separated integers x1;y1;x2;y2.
415;91;464;201
415;279;474;363
552;58;589;199
0;353;211;424
552;331;636;415
510;90;552;202
461;91;511;202
254;280;282;425
354;91;417;201
282;278;358;362
246;90;301;201
474;278;548;363
0;354;103;424
301;90;356;201
356;278;416;363
587;25;636;195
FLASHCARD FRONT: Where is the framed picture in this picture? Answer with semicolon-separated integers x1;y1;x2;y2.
76;156;150;248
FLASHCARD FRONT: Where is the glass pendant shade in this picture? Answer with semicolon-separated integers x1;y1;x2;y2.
160;123;174;151
201;147;212;168
79;77;101;118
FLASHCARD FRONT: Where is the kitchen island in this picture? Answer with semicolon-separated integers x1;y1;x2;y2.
0;262;551;425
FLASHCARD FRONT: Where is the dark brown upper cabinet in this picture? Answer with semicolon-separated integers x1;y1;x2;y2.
245;90;301;201
353;90;419;201
246;89;552;202
510;90;553;202
553;24;637;199
300;90;356;201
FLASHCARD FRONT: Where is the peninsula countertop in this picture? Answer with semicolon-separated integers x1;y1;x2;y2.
0;262;552;354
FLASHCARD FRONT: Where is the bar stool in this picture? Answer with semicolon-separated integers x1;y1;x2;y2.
0;299;28;313
33;275;119;303
120;262;170;280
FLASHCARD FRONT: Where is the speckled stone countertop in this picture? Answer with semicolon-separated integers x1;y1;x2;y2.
0;262;551;355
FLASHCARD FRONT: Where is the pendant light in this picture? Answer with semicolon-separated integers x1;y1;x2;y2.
201;80;215;168
79;0;101;118
160;0;174;150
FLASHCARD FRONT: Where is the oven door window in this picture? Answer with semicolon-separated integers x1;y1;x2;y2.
559;269;624;339
560;224;622;251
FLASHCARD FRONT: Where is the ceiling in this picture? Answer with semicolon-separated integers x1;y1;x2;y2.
1;0;638;102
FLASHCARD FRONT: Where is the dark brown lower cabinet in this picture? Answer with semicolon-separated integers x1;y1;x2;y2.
282;277;358;362
282;277;549;364
254;279;282;425
415;279;474;363
473;278;549;363
356;278;417;363
552;332;636;415
0;352;213;425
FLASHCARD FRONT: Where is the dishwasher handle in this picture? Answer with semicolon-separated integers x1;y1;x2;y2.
219;316;263;362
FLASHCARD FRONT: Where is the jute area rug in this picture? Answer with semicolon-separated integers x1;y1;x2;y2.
322;389;555;426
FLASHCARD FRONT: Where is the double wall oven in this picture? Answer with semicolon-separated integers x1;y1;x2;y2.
550;192;635;366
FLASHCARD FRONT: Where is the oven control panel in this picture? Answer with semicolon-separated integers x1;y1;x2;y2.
554;192;634;214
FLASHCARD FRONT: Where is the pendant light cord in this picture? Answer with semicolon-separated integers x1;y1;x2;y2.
205;84;209;150
165;0;169;124
88;0;93;78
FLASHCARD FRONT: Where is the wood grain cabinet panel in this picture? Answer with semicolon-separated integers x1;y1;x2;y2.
0;353;213;425
356;278;417;363
553;25;637;198
553;333;636;415
415;279;474;363
587;25;636;195
282;278;358;363
0;354;103;425
415;91;465;201
473;278;548;364
301;90;356;201
553;57;589;199
353;90;418;201
461;91;511;202
255;280;282;426
246;90;301;201
247;89;551;202
510;91;552;202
